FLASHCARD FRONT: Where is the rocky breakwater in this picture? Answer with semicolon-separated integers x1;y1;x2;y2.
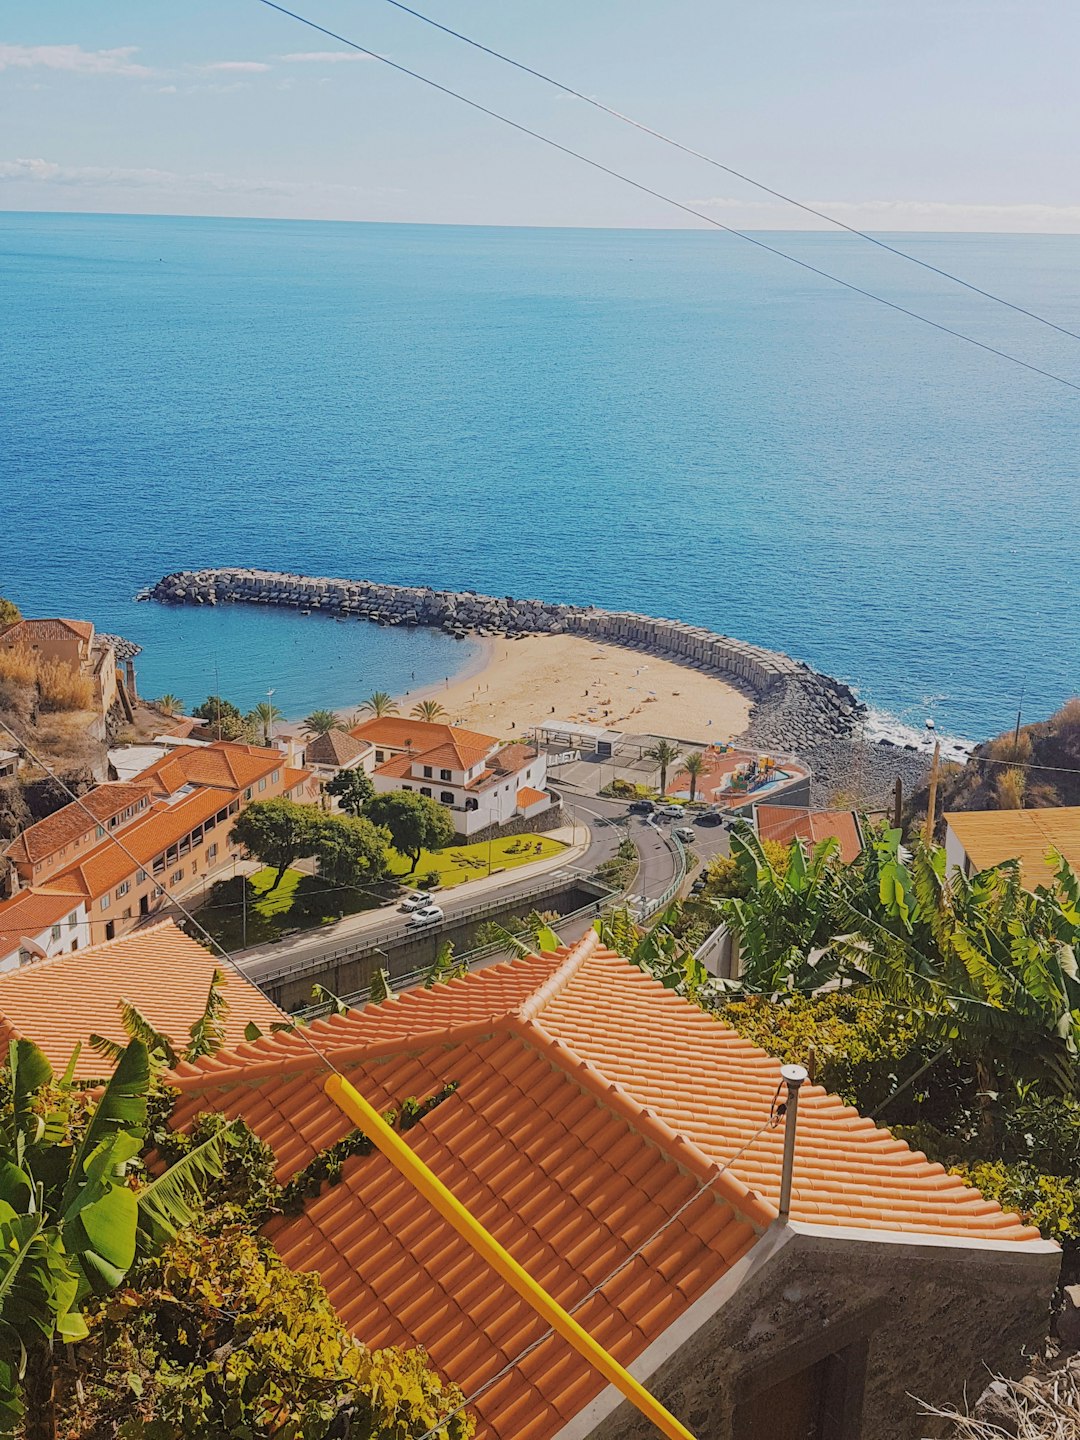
141;567;868;753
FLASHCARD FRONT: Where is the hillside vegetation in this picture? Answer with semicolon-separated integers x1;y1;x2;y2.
910;698;1080;826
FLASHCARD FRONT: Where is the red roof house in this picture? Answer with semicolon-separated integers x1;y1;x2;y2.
167;931;1058;1440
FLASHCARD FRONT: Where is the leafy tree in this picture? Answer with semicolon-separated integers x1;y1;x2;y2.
0;1038;240;1440
313;813;388;889
302;708;343;738
676;750;707;802
230;800;322;890
191;696;251;743
0;597;20;630
412;699;448;722
72;1227;474;1440
325;764;375;816
247;701;283;746
644;739;680;796
367;791;454;874
358;691;398;718
155;693;185;719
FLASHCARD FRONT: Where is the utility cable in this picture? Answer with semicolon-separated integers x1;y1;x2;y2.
253;0;1080;397
412;1108;784;1440
366;0;1080;344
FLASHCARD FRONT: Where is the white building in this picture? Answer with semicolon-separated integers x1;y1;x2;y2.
0;890;92;972
354;717;551;838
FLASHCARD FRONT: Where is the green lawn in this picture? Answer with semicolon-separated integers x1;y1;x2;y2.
387;834;567;889
198;835;567;948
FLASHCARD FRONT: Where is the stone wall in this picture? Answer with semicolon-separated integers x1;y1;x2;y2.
141;567;867;751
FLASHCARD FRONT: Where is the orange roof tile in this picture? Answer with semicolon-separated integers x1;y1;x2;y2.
755;805;863;863
0;890;83;957
43;786;235;899
165;933;1044;1440
406;740;493;771
305;729;369;768
351;716;497;754
137;740;285;796
3;782;154;867
0;617;94;647
0;921;283;1079
944;806;1080;885
516;786;547;808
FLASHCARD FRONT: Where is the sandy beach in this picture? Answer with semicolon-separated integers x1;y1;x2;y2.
396;634;753;743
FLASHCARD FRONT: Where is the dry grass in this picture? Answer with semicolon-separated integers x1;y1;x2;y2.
995;766;1026;809
918;1356;1080;1438
986;730;1034;766
0;645;39;688
36;658;94;712
1051;697;1080;742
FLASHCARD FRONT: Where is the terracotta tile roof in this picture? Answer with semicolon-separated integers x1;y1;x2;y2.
944;807;1080;885
137;741;284;796
281;766;313;794
407;740;493;771
165;933;1042;1440
351;717;497;754
754;805;863;863
0;890;83;957
43;786;235;899
489;743;538;776
3;783;155;867
305;729;369;768
0;617;94;647
516;786;547;808
0;921;283;1079
372;752;417;780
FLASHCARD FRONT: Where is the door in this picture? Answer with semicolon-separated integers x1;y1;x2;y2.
733;1358;829;1440
140;894;150;916
105;921;115;942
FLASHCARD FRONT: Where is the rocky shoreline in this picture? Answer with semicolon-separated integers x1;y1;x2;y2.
141;567;886;765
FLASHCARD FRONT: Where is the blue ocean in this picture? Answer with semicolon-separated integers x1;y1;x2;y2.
1;211;1077;735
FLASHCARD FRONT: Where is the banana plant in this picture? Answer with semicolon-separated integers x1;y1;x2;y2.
89;969;230;1071
0;1037;242;1440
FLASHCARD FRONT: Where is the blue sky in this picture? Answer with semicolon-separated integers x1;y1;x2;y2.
2;0;1078;229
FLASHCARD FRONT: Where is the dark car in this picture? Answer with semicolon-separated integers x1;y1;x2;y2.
627;799;656;814
695;809;724;826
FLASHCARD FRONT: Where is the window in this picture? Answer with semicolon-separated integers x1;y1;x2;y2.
153;856;166;876
192;827;204;846
375;750;385;763
423;765;433;778
167;845;178;864
402;784;412;791
229;800;239;815
216;807;228;825
116;880;129;898
51;923;62;941
179;837;191;857
440;791;454;805
67;912;78;928
272;770;280;784
466;798;478;811
440;768;452;782
100;894;110;911
170;870;184;885
258;777;267;792
420;787;432;797
137;869;147;883
207;843;218;862
96;826;105;840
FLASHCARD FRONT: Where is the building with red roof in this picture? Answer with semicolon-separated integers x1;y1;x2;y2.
355;717;553;837
167;930;1058;1440
754;804;864;864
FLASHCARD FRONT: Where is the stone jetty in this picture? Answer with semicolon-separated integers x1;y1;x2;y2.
140;567;867;751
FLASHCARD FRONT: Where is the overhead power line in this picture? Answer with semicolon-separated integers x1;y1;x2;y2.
368;0;1080;345
253;0;1080;397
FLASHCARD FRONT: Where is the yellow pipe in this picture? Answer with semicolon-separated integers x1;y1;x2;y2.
323;1073;696;1440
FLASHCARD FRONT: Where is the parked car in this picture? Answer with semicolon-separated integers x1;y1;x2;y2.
406;905;444;929
398;891;433;913
655;804;684;819
696;809;726;826
674;826;696;843
627;799;655;814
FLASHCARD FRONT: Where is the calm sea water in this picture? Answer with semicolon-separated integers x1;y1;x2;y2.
1;211;1077;733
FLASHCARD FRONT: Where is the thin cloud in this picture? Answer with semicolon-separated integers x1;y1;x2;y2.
279;50;372;63
690;194;1080;233
203;60;271;73
0;42;152;77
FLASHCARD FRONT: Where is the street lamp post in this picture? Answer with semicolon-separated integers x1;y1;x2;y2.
266;686;276;746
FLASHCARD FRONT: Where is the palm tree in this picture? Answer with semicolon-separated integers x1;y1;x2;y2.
359;691;399;718
645;739;680;796
156;693;185;718
676;750;707;802
412;699;448;722
249;701;283;745
302;708;344;738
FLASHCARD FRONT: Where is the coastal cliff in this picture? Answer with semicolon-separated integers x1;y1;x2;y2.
141;567;868;757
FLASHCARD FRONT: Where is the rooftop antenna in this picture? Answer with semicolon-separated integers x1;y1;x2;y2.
777;1062;809;1222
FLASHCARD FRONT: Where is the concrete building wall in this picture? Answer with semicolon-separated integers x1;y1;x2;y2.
568;1225;1058;1440
944;822;970;878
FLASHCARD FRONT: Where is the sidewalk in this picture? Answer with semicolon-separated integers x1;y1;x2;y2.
230;822;590;968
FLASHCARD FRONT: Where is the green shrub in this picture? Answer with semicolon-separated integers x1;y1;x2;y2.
951;1160;1080;1243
